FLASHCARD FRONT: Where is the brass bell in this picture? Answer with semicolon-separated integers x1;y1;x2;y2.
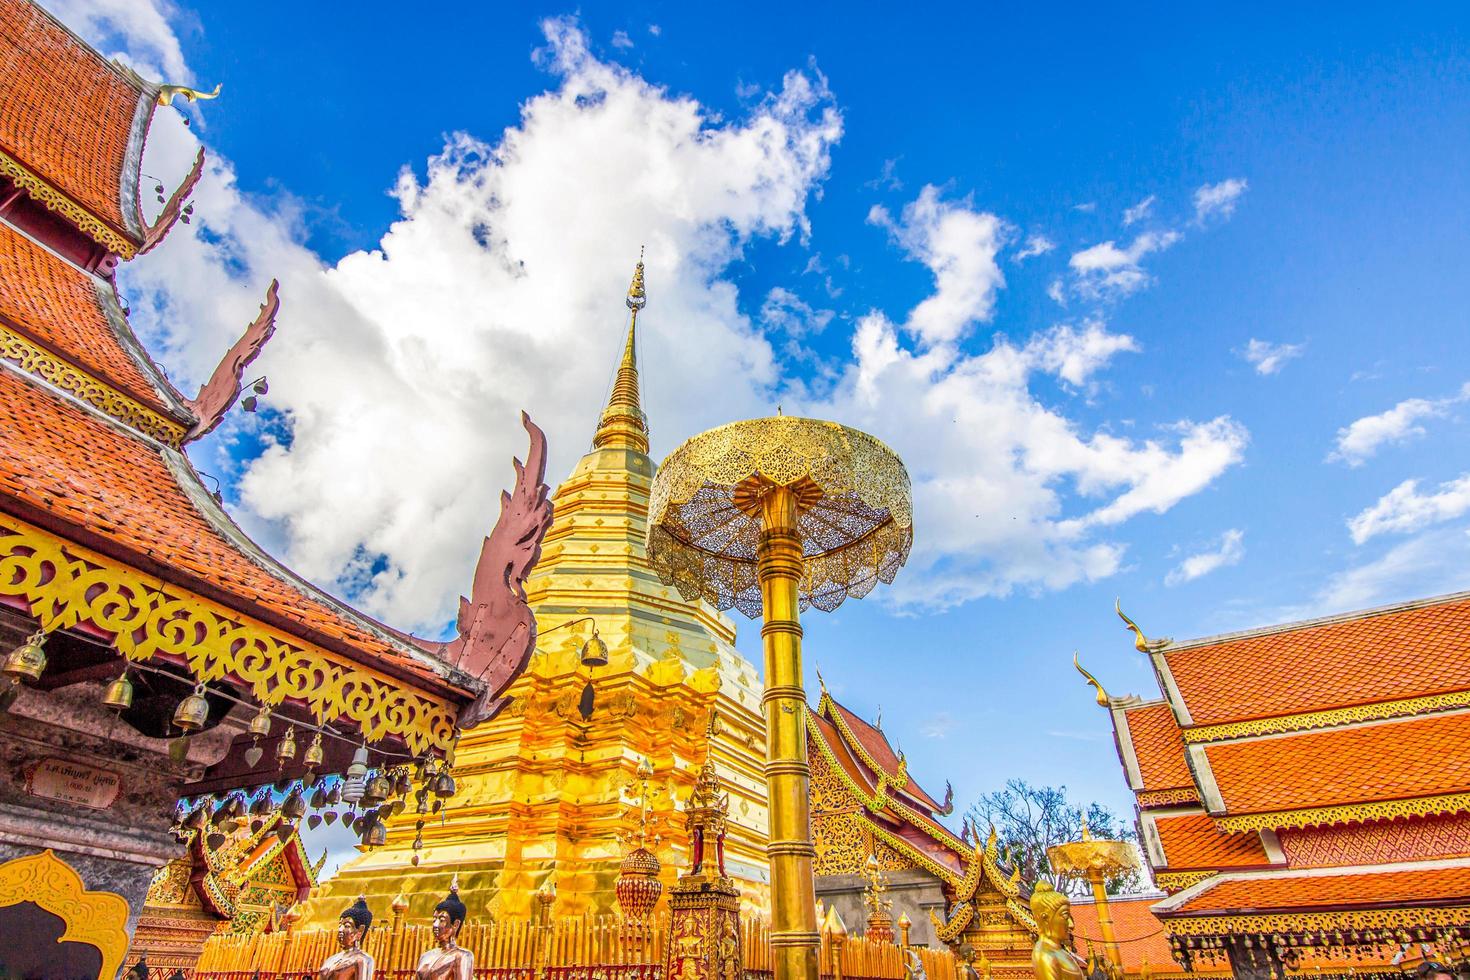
281;788;307;820
579;629;609;668
362;773;392;806
365;816;387;847
303;732;324;769
276;726;298;766
432;770;456;798
103;670;134;710
173;683;210;732
248;704;272;739
3;632;47;683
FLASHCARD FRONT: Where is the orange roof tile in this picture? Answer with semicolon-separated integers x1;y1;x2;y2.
1169;864;1470;915
1071;897;1174;972
1204;712;1470;815
0;368;466;696
827;698;945;811
1152;812;1272;871
0;222;179;416
1126;704;1194;793
0;0;148;240
1163;594;1470;727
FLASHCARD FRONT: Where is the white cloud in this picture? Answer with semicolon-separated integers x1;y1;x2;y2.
610;29;633;49
1328;384;1470;466
88;6;1249;625
1046;278;1066;306
1013;233;1055;263
1193;178;1248;224
1069;230;1182;299
1240;338;1305;376
1072;202;1096;213
47;0;188;79
1122;195;1155;227
1166;528;1245;585
647;24;661;36
760;287;833;339
1284;527;1470;619
868;186;1006;346
920;713;957;738
1348;474;1470;544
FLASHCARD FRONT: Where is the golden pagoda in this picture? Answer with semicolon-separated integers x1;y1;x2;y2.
301;260;772;923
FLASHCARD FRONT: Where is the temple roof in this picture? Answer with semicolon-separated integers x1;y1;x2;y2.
1155;860;1470;919
1197;710;1470;828
818;691;948;813
1119;702;1194;797
0;0;155;252
1158;590;1470;729
0;220;188;426
1070;896;1174;973
1144;811;1274;873
0;364;471;695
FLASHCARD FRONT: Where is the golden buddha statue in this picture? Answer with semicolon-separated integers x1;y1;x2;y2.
318;897;375;980
1030;883;1086;980
414;880;474;980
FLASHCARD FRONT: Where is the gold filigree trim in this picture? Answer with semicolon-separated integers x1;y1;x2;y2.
1162;904;1470;937
1139;788;1200;807
0;513;457;753
0;849;131;978
647;415;912;618
821;691;938;816
1214;793;1470;833
1155;870;1217;892
1184;691;1470;743
0;320;185;445
0;148;137;257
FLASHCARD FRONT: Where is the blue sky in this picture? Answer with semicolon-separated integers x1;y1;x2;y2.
59;1;1470;843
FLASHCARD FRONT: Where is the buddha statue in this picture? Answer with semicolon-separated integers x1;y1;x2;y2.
1030;883;1086;980
318;897;374;980
414;879;475;980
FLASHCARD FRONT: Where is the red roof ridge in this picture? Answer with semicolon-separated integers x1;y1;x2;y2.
1152;856;1470;917
1161;589;1470;654
819;691;948;812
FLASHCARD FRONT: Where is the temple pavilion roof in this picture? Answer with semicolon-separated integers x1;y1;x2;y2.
0;0;159;256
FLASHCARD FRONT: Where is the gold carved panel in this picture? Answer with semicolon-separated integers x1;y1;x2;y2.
0;849;131;980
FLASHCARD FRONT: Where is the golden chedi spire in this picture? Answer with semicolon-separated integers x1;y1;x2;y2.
592;254;650;454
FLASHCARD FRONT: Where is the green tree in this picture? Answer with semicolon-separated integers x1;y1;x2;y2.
963;779;1145;896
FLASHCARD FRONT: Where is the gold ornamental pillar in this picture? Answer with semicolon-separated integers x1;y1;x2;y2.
646;415;913;980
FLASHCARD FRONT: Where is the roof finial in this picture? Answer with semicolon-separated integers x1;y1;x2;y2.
593;253;650;454
1115;598;1172;653
875;704;882;731
1074;652;1111;707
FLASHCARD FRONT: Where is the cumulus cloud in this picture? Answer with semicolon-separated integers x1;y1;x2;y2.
868;185;1007;346
1013;233;1055;263
1069;230;1182;299
1348;474;1470;544
1193;178;1248;224
1166;529;1245;586
89;6;1249;626
1122;195;1156;227
610;29;633;49
48;0;188;79
1240;338;1305;376
1328;384;1470;466
760;287;834;340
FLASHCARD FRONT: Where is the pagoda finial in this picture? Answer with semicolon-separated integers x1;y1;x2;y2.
592;253;650;454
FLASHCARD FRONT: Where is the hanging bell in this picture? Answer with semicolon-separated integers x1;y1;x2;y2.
365;816;387;847
362;772;392;807
579;628;609;668
276;726;298;766
173;683;210;731
248;704;272;739
102;670;134;710
432;770;456;798
281;788;307;820
3;632;47;683
303;732;324;769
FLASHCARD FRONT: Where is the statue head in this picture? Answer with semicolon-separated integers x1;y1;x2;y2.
1030;882;1073;946
433;880;468;944
337;896;372;949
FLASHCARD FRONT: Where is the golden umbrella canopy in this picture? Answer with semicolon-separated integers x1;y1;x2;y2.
646;415;913;618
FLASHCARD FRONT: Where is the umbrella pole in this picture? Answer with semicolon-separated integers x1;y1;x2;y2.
758;485;820;980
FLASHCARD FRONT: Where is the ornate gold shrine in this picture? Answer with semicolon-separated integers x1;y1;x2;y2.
0;849;132;980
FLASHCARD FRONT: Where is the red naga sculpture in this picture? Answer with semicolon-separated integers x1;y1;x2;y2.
444;412;555;729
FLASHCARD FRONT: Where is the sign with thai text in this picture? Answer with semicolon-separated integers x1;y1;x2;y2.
22;757;122;810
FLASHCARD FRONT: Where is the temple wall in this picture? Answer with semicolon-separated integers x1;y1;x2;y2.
816;869;948;948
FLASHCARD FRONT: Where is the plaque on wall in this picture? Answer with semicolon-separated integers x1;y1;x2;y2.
22;758;123;810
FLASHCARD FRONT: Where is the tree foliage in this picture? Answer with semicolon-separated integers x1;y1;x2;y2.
963;779;1145;896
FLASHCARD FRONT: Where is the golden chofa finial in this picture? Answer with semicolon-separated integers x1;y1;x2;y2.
157;82;221;107
626;248;646;311
1115;598;1172;653
1074;652;1111;707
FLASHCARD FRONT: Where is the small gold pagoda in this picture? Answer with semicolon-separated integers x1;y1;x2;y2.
301;261;772;923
